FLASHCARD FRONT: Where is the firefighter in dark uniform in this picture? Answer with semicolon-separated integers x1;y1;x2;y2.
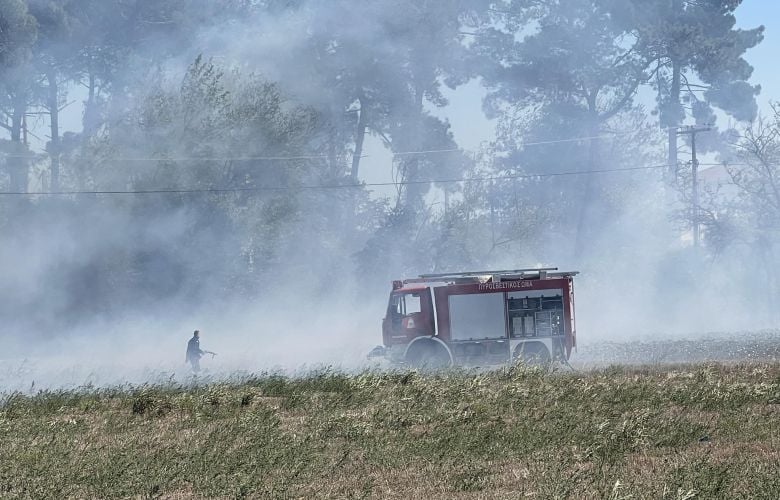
186;330;205;372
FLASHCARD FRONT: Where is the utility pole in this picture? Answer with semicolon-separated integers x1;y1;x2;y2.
676;125;712;247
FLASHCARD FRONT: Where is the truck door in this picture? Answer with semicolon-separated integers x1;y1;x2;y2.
383;288;435;345
565;279;576;357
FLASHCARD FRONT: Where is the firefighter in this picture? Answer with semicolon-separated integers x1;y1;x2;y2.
186;330;215;372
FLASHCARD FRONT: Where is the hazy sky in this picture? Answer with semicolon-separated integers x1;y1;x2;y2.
735;1;778;107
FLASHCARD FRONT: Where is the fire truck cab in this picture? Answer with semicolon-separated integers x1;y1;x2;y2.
375;268;578;368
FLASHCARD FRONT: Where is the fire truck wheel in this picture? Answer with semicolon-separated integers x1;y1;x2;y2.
514;342;551;367
405;339;452;370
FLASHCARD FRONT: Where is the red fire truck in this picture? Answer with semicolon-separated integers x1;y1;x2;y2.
371;268;578;368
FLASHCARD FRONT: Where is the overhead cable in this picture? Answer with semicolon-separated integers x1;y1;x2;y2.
0;162;679;196
0;130;649;162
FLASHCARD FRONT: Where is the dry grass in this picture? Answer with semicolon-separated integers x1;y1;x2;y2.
1;363;779;499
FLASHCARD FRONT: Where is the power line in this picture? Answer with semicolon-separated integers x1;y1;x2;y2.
0;163;675;197
0;152;336;162
0;130;645;162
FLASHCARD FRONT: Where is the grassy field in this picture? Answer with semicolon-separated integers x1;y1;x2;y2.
1;363;779;499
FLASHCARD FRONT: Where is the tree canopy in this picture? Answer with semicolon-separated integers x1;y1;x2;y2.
0;0;775;334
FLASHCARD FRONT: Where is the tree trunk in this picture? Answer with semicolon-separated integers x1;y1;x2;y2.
85;71;97;134
77;71;98;191
667;60;681;182
350;95;368;183
345;94;370;227
402;81;426;213
11;100;22;142
8;92;28;193
574;97;600;260
763;241;779;324
47;68;61;192
489;182;496;248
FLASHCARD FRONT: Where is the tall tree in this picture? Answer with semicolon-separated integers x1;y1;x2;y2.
271;0;475;209
619;0;764;176
733;109;780;318
471;0;655;258
28;0;77;192
0;0;37;192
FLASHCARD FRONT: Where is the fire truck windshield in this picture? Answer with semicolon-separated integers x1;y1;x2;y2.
390;292;422;316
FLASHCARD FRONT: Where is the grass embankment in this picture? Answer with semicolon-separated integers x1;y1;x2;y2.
1;364;779;499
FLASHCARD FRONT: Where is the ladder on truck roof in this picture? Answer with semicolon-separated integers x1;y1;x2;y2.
403;268;579;285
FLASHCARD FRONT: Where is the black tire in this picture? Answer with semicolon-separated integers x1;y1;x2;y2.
405;340;452;370
514;342;552;367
